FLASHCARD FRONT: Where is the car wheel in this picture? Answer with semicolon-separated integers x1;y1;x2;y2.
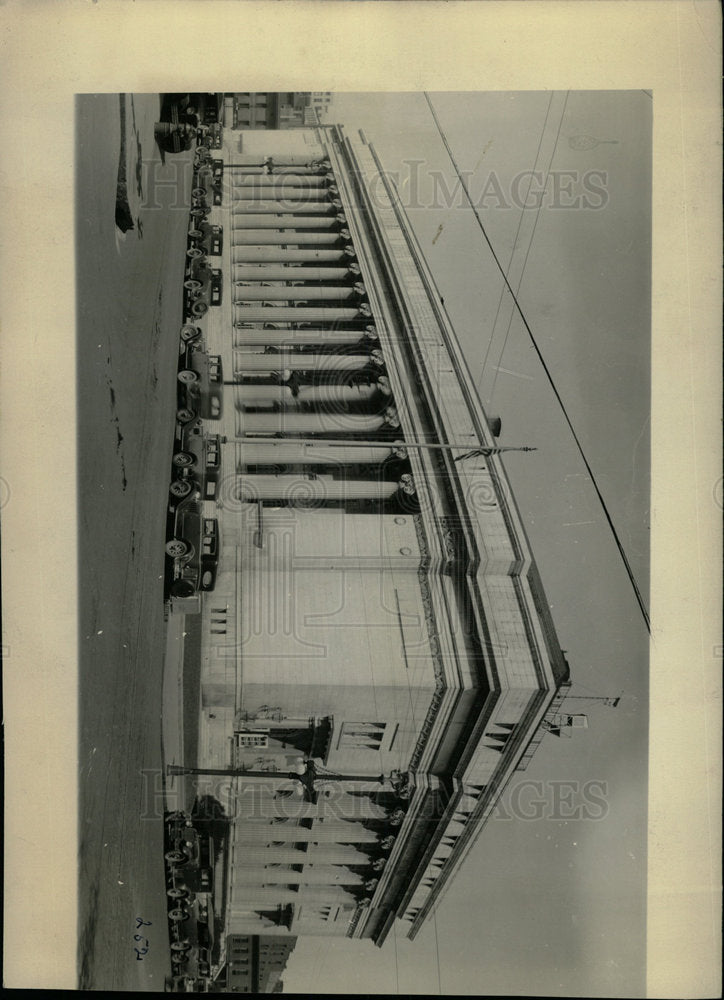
186;247;204;260
168;908;190;922
176;408;197;425
165;850;187;864
165;540;190;560
184;279;202;292
180;324;201;343
177;368;199;384
192;187;206;198
188;228;203;239
190;207;206;219
172;452;195;469
192;300;208;317
167;887;189;900
169;480;193;500
196;146;209;157
171;940;191;953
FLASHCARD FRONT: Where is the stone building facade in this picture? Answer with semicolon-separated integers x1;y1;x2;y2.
186;124;570;950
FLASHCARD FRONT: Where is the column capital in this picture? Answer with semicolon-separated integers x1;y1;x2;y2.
384;405;401;429
398;473;416;496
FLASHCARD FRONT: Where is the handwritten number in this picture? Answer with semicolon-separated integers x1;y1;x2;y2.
134;920;152;959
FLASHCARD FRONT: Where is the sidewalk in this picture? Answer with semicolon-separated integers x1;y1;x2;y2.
161;611;187;813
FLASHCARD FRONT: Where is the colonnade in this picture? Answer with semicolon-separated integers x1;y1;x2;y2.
228;156;414;510
226;783;393;935
221;156;412;936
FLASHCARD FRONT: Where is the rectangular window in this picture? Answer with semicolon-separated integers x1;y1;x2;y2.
337;721;397;752
235;732;269;749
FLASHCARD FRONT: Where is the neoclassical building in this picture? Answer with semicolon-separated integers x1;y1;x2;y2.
184;125;570;950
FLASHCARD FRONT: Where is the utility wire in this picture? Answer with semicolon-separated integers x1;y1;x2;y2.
423;92;650;634
432;907;443;994
392;919;400;994
480;90;556;399
488;91;569;403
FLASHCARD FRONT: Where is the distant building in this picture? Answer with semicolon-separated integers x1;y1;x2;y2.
225;935;297;993
226;92;331;130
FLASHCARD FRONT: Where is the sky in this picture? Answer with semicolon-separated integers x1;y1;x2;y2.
283;91;651;997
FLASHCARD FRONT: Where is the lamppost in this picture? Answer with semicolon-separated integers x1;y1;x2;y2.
167;759;410;804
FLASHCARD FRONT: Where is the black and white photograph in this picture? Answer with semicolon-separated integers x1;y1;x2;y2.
73;89;653;995
2;4;721;999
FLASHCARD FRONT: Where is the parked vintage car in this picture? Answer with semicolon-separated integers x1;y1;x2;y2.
187;221;223;258
165;498;220;598
183;257;222;319
192;160;223;207
177;339;223;421
170;421;222;503
206;122;223;149
164;974;196;992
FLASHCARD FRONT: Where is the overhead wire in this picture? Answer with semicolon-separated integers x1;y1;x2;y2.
432;905;443;994
479;90;556;400
422;92;650;635
487;91;570;404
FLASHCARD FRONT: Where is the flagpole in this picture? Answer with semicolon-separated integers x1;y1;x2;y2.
233;435;536;457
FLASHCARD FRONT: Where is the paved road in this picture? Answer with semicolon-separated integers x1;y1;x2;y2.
77;93;191;991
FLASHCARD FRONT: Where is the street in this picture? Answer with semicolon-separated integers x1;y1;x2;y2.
77;93;191;990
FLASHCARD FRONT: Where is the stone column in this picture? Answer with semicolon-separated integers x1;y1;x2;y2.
227;155;329;167
232;215;343;230
239;410;396;435
232;201;340;215
229;166;325;176
232;174;329;188
235;384;381;408
231;475;400;503
234;867;363;887
232;247;350;264
234;266;352;282
233;188;332;201
235;441;396;466
234;285;363;303
232;230;349;246
235;888;300;906
233;305;365;324
234;820;380;844
233;384;296;406
233;351;375;374
233;328;375;348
